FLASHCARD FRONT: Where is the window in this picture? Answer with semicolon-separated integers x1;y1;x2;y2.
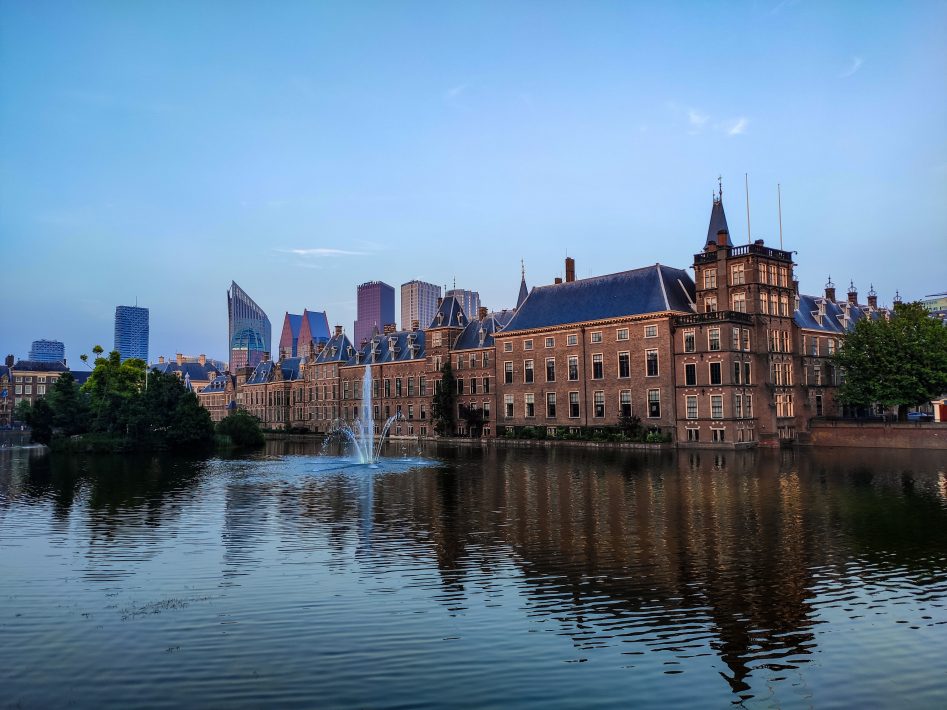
483;401;491;419
567;334;578;346
827;339;836;355
732;327;740;350
711;395;723;419
684;330;695;353
524;339;533;351
483;352;490;367
524;360;534;383
648;389;661;418
546;392;556;418
742;329;750;351
617;328;629;340
592;354;604;379
408;404;414;420
646;325;660;339
814;365;822;386
470;377;478;395
709;328;721;351
815;394;824;416
569;392;580;418
745;395;753;417
705;296;718;313
811;337;819;356
546;358;555;382
769;265;778;285
760;291;769;314
14;385;22;395
744;362;751;385
776;393;794;417
712;428;725;443
685;363;697;386
590;332;602;344
732;293;746;312
433;333;442;347
731;263;745;285
780;295;790;316
733;361;741;384
504;341;513;352
593;391;605;418
618;352;630;378
420;376;428;396
686;395;698;419
687;428;700;442
780;267;789;287
545;337;555;348
709;362;722;385
525;393;535;418
703;269;717;289
504;395;514;418
407;377;415;396
646;350;658;377
470;354;477;368
37;385;46;395
395;378;402;396
620;391;632;417
456;378;464;394
456;355;464;370
504;361;513;384
568;356;578;380
734;394;743;418
483;376;490;393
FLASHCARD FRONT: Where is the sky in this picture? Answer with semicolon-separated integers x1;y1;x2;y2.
1;0;945;366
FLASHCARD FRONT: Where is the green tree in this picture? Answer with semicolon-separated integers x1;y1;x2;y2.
81;350;146;433
23;397;54;444
835;301;947;420
14;399;32;425
432;360;457;436
45;371;89;436
217;409;265;447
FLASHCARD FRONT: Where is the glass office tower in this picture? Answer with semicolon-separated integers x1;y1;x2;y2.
113;306;149;362
228;281;271;370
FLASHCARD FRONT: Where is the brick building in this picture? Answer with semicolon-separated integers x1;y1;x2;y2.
198;188;891;447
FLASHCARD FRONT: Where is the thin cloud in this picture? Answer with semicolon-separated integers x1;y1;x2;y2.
444;84;467;100
278;248;367;257
839;56;863;78
727;117;748;136
770;0;802;15
688;108;709;128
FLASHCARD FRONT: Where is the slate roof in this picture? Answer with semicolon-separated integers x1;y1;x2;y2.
200;374;235;393
151;361;220;381
429;295;467;329
793;294;892;334
302;310;330;341
706;197;731;247
454;310;515;351
70;371;92;386
12;359;69;372
313;333;354;364
352;330;426;365
280;357;301;380
502;264;695;332
245;360;275;385
516;276;529;310
285;313;303;338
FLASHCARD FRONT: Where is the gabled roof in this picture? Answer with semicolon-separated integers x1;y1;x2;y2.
151;361;220;381
454;310;515;351
301;310;330;342
279;357;302;381
501;264;695;332
705;196;731;247
429;295;467;329
200;374;235;393
313;333;354;363
352;330;426;365
12;359;69;372
793;294;892;334
245;360;275;385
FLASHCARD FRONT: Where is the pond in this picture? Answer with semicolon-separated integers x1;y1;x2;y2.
1;442;946;708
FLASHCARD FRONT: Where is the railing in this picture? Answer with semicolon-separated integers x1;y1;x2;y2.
673;310;754;326
694;243;794;264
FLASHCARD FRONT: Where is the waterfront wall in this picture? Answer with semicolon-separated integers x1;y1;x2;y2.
807;420;947;449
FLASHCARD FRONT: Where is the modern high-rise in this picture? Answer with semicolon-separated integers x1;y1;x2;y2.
354;281;395;346
28;339;65;363
228;281;271;370
401;280;441;330
445;288;481;320
113;305;149;361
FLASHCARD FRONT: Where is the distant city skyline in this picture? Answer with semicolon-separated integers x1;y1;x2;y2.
1;2;944;365
114;305;149;362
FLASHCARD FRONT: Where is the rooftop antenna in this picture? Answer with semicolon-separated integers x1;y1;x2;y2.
777;183;784;249
745;173;752;244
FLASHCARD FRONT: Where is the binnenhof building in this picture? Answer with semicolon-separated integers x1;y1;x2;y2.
199;191;891;448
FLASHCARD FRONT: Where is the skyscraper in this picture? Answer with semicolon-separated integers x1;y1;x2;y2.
401;280;441;330
445;288;481;320
114;306;149;362
228;281;271;370
28;339;65;363
354;281;395;346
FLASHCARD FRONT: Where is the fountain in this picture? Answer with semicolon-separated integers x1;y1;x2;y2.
332;364;402;465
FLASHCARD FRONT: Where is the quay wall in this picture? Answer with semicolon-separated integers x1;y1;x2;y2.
807;421;947;450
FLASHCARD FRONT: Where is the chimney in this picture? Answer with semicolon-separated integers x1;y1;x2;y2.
478;306;488;320
335;325;343;336
198;354;206;366
868;284;878;310
716;229;729;246
436;296;443;307
565;257;576;283
411;319;420;331
262;352;270;362
383;323;397;335
5;354;13;367
824;277;836;302
158;355;165;364
847;280;858;305
554;277;563;284
236;366;252;386
176;353;184;365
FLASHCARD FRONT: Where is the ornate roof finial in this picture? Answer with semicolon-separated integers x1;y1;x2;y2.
717;175;723;200
521;258;525;280
826;275;834;288
868;283;876;297
894;290;902;304
849;279;856;293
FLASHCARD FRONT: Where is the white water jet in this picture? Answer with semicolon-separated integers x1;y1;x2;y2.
332;364;400;464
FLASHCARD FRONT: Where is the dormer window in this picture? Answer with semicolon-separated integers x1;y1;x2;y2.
437;312;444;325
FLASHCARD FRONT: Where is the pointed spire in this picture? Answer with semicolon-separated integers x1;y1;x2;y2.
705;178;731;247
516;261;529;310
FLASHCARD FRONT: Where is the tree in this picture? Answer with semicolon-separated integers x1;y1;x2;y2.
217;409;265;447
23;397;54;444
45;371;89;436
834;301;947;420
81;350;146;433
459;403;485;437
432;360;457;436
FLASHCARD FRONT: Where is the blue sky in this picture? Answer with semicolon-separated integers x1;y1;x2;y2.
2;0;945;365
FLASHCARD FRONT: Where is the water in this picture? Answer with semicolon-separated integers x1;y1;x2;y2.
331;363;402;464
1;443;946;709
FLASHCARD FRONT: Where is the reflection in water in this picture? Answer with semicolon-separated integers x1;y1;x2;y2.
1;444;946;708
